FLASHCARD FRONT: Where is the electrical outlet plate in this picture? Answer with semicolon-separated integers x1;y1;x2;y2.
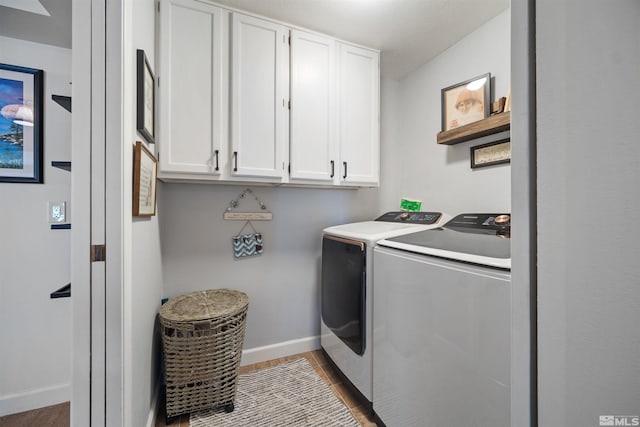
48;201;66;223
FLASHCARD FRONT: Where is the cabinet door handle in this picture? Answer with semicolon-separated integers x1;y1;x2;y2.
343;161;347;179
214;149;219;171
330;160;335;178
233;151;238;172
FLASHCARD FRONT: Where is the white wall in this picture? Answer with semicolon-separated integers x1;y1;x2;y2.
0;37;72;415
159;8;509;364
154;5;508;423
379;10;511;215
160;184;378;352
126;1;165;426
537;1;640;426
378;77;401;209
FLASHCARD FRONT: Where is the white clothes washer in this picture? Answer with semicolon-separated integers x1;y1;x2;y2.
320;211;448;406
373;213;511;427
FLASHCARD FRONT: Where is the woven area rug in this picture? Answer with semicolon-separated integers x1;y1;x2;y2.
189;358;359;427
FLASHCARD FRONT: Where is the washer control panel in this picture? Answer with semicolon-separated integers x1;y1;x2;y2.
375;211;442;225
446;213;511;234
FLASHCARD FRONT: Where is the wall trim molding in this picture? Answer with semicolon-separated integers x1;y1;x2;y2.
145;380;161;427
0;383;70;417
240;335;320;366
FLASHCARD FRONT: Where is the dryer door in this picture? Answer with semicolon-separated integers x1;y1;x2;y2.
321;235;366;355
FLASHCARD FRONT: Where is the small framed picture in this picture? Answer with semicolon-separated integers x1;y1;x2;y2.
133;141;158;216
0;63;44;183
470;138;511;169
136;49;155;144
441;73;491;132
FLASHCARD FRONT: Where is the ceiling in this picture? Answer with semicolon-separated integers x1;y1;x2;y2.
0;0;509;80
0;0;71;49
215;0;509;79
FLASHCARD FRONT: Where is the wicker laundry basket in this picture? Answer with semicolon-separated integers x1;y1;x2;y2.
159;289;249;419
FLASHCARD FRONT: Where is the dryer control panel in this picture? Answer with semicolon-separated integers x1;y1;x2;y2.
375;211;442;224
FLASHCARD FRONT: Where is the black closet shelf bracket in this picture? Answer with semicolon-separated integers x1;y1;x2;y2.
51;95;72;112
51;161;71;172
50;283;71;299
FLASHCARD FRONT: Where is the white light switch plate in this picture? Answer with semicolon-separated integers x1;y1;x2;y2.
48;201;66;223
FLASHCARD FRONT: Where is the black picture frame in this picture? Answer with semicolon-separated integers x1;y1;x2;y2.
136;49;155;144
0;63;44;183
470;138;511;169
441;73;491;132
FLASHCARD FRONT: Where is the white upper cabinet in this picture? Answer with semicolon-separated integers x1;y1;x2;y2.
289;30;336;182
337;43;380;186
157;0;380;187
231;13;289;180
158;0;227;177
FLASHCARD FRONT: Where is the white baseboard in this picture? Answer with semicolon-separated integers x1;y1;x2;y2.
145;380;161;427
0;383;70;417
240;335;320;366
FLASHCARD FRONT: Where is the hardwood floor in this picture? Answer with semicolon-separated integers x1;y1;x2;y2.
0;351;376;427
155;350;378;426
0;402;69;427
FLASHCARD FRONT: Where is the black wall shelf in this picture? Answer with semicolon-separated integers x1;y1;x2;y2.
49;94;72;299
51;224;71;230
52;95;72;112
51;283;71;299
51;161;71;172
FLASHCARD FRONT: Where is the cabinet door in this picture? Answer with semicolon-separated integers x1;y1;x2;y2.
231;13;289;179
338;43;380;186
290;30;335;182
159;0;226;175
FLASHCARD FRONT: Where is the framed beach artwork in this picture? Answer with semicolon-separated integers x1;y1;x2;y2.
0;63;44;183
441;73;491;132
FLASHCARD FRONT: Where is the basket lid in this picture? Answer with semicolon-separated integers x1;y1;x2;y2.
160;289;249;322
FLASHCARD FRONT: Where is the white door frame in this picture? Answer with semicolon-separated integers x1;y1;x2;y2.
72;0;124;425
510;1;537;427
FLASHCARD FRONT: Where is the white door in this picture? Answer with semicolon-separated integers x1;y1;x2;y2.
289;30;335;182
73;0;105;424
159;0;226;176
72;0;123;425
231;13;288;179
338;43;379;186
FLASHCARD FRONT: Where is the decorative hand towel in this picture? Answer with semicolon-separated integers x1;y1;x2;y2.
232;221;263;258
